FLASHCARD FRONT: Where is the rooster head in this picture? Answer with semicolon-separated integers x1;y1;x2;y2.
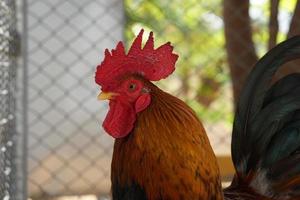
95;29;178;138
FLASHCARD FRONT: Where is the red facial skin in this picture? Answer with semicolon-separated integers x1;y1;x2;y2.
96;30;177;138
102;77;151;138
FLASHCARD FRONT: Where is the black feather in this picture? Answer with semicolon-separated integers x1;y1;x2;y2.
262;126;300;168
232;36;300;174
264;74;300;106
112;180;148;200
230;36;300;197
269;154;300;181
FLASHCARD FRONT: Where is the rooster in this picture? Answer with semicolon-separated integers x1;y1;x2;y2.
95;30;300;200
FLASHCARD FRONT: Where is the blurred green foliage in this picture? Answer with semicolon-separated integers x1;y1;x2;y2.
251;0;297;56
124;0;296;128
124;0;231;127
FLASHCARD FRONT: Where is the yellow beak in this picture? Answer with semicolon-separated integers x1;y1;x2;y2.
98;92;119;100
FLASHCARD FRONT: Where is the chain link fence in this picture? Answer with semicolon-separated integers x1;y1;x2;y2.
0;0;19;199
1;0;298;199
24;0;123;199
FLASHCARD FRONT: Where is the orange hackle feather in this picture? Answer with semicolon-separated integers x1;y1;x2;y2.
111;80;223;200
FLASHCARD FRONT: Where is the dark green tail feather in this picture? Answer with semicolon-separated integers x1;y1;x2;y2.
231;36;300;197
262;125;300;168
264;74;300;106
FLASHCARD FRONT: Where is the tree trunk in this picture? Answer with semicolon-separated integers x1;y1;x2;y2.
274;0;300;80
223;0;258;105
268;0;280;50
287;0;300;38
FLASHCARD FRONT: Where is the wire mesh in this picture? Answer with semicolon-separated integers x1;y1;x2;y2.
0;0;18;199
25;0;124;198
3;0;298;199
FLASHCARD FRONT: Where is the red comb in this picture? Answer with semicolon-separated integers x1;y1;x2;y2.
95;29;178;90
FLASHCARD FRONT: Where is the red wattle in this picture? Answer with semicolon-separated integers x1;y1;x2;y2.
102;101;136;138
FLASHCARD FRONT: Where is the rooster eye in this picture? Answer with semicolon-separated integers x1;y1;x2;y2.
128;83;137;91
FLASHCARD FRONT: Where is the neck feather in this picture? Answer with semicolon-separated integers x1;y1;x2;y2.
111;85;223;200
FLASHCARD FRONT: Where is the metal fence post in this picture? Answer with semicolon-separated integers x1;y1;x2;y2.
0;0;19;199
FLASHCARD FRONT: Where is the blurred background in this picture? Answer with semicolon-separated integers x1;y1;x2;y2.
0;0;300;199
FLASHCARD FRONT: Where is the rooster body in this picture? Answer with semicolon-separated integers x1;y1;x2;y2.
111;83;222;199
95;30;300;199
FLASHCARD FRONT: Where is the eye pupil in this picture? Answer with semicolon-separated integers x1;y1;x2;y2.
129;83;136;91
